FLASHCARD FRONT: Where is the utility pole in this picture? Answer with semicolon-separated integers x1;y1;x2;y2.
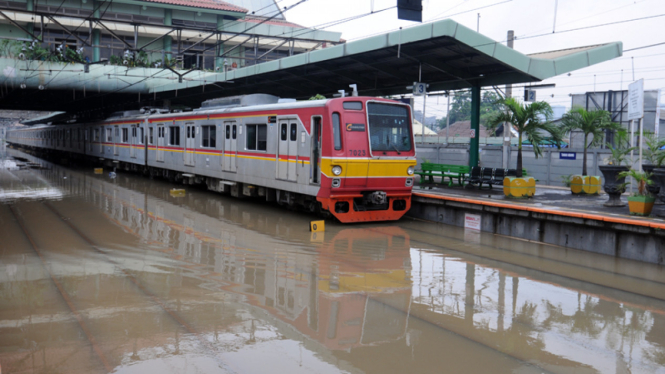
421;93;427;144
445;91;451;145
503;30;514;169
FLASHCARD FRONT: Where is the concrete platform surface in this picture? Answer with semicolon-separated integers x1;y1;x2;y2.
413;183;665;230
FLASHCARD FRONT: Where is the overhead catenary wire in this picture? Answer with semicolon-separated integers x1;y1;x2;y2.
18;0;665;114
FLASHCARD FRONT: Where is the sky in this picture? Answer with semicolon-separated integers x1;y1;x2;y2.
260;0;665;120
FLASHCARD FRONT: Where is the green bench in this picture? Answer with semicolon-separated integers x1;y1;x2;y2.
414;163;471;187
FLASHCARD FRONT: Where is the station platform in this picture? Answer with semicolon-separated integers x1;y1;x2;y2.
408;183;665;265
412;184;665;231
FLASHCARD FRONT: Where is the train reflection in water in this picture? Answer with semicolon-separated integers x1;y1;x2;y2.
3;149;665;374
47;157;412;352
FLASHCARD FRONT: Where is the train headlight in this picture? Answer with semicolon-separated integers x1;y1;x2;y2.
332;165;342;176
407;166;414;175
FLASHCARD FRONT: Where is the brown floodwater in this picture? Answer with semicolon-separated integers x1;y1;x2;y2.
2;145;665;374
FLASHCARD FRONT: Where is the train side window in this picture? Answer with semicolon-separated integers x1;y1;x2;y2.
246;125;256;150
202;125;216;148
290;123;297;141
122;128;128;143
169;126;180;146
232;125;236;139
332;112;342;150
149;127;153;144
246;124;267;151
106;128;112;142
225;125;230;139
139;128;144;144
280;123;287;141
257;124;267;150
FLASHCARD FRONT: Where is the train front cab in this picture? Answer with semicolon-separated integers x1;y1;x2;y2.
317;98;416;223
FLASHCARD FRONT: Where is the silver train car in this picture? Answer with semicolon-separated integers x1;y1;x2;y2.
7;94;418;222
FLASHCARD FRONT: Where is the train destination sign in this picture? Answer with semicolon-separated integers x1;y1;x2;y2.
560;152;576;160
346;123;366;132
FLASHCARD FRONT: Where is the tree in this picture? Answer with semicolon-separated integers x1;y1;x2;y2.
446;91;503;134
487;98;563;178
560;108;622;176
448;91;471;124
480;91;503;136
435;116;448;130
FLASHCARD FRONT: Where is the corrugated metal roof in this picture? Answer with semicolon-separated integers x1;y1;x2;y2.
436;121;490;138
141;0;248;13
242;15;304;28
526;45;604;60
222;0;283;18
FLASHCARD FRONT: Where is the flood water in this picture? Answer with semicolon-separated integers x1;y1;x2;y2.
2;146;665;374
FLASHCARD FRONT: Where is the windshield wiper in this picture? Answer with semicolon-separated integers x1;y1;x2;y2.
391;144;401;154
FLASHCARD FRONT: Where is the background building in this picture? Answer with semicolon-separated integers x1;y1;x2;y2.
0;0;342;70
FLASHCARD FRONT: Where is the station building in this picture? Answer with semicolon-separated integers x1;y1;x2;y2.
0;0;341;70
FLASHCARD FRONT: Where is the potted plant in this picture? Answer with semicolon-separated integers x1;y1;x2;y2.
487;98;562;198
560;108;621;195
617;169;655;216
599;129;634;207
641;132;665;197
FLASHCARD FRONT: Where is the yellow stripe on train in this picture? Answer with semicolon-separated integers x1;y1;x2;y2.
321;158;416;178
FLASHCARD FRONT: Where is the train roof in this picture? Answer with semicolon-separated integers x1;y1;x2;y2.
15;95;404;127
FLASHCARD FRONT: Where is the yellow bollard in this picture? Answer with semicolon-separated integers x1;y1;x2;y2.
310;220;325;232
310;231;324;242
94;168;103;174
170;189;186;197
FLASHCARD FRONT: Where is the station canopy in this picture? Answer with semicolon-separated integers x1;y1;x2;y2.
149;19;621;107
5;18;622;116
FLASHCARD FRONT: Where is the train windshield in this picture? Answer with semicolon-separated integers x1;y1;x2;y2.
367;102;412;152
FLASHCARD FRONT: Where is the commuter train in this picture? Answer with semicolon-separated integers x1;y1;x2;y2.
6;94;417;223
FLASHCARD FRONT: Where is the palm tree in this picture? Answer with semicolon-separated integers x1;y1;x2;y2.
560;108;622;176
488;98;562;178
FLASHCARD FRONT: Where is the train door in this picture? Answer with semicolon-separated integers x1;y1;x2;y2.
100;127;105;154
130;126;137;158
184;123;195;166
310;117;321;184
277;120;297;181
113;126;119;156
288;122;298;181
157;125;165;162
222;121;237;172
276;120;288;180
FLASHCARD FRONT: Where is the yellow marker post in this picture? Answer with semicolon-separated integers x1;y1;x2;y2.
310;231;324;242
310;220;325;232
170;189;186;197
94;168;103;174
